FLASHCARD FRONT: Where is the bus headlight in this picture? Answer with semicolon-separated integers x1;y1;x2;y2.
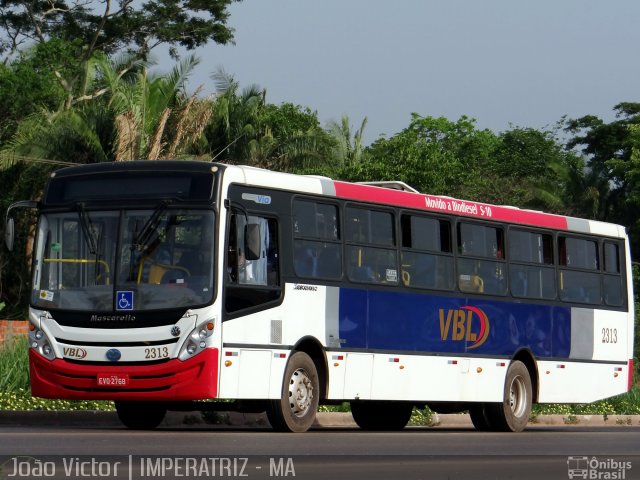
179;318;215;361
30;328;55;361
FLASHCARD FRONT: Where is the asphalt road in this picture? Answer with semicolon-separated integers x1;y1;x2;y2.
1;424;639;480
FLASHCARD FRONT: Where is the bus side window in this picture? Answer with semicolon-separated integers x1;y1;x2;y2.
400;214;453;291
225;212;281;314
558;236;601;304
228;215;278;286
457;222;506;296
603;242;623;306
292;199;342;280
345;206;397;285
508;229;555;300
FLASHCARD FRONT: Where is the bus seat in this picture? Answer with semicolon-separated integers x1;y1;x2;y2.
459;274;484;293
148;264;171;284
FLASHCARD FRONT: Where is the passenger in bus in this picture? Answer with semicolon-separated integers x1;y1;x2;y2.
511;270;528;297
295;245;320;277
236;248;252;282
178;250;200;276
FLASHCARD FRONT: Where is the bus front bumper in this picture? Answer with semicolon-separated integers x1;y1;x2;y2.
29;348;219;401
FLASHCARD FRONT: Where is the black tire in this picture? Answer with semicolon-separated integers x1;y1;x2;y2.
469;403;492;431
485;361;532;432
350;401;413;431
115;401;166;430
266;351;319;433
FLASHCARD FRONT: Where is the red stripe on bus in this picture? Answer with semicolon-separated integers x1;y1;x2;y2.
333;181;568;230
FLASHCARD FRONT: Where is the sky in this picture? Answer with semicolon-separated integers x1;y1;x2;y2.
170;0;640;146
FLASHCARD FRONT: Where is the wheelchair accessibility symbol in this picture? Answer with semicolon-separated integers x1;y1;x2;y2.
116;291;134;311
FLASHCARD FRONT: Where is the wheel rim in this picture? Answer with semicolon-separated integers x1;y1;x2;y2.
509;375;527;418
288;368;314;417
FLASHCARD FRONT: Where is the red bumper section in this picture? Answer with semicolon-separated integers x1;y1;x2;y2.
29;348;218;401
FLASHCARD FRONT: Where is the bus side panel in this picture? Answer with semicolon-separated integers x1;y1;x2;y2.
537;360;630;403
537;307;631;403
591;309;629;362
337;288;572;359
219;283;330;399
369;354;506;403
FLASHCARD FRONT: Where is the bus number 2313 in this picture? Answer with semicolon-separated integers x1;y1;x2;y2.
602;328;618;344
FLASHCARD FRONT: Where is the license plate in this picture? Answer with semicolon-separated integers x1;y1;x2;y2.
96;373;129;387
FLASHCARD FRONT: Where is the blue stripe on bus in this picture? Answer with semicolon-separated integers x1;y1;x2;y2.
338;288;571;358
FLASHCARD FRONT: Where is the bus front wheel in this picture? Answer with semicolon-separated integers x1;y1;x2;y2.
486;360;532;432
469;403;492;431
266;351;319;433
115;401;166;430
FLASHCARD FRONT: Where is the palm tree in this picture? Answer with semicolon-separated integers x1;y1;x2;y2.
207;68;336;172
98;53;214;161
207;67;266;163
0;53;214;169
0;104;112;170
327;114;368;167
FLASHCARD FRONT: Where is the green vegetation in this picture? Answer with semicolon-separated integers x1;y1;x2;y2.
319;390;640;426
0;336;113;411
531;388;640;416
0;336;29;393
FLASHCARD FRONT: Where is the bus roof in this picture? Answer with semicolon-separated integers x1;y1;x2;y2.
227;163;625;238
46;161;626;238
332;180;625;238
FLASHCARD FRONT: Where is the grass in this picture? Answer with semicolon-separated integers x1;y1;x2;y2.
0;335;114;411
0;336;30;393
531;386;640;416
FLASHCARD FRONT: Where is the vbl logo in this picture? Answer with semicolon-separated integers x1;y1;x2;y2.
439;306;490;350
63;347;87;359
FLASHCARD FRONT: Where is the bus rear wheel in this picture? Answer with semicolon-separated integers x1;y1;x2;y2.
350;401;413;431
115;401;166;430
266;351;319;433
485;361;532;432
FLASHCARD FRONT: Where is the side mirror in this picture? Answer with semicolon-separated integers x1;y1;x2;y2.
244;224;262;261
5;217;14;251
4;200;39;251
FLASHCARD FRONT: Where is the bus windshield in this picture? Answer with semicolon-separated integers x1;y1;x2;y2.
31;209;215;311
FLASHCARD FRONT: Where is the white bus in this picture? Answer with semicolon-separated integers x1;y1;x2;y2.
6;160;634;432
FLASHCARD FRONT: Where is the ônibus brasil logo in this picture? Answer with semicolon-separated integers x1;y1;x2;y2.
439;306;490;350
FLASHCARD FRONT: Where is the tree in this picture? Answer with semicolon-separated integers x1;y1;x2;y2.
0;0;239;108
607;123;640;251
0;54;213;168
260;103;335;173
0;162;56;318
564;103;640;222
0;39;72;142
327;114;368;168
341;114;580;219
0;105;113;168
206;70;335;172
100;53;214;160
487;127;578;213
207;68;265;163
353;114;497;197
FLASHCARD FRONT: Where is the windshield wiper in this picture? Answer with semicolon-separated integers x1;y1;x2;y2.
76;202;98;256
132;200;171;252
